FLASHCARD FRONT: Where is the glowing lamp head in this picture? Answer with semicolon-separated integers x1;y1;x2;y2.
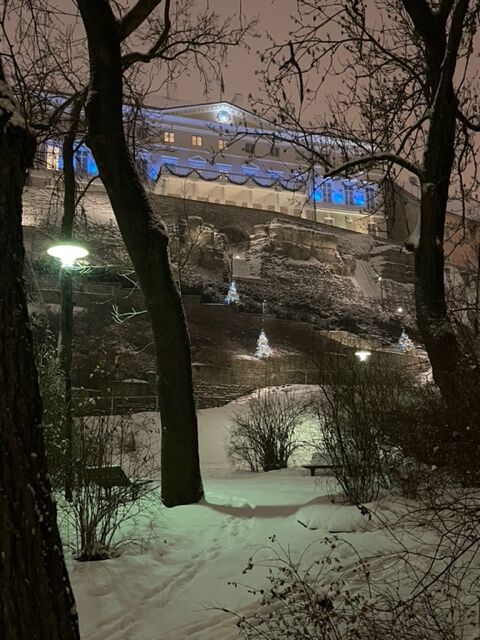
47;242;89;267
355;349;371;363
397;306;403;314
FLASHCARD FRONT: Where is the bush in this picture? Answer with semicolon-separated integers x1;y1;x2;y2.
63;413;159;561
314;357;412;503
33;326;67;488
224;537;475;640
228;388;311;472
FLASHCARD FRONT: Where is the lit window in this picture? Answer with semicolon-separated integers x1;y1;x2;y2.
46;144;60;170
192;135;203;147
332;189;345;205
218;139;228;151
353;190;366;206
345;184;355;205
163;131;175;144
322;180;332;203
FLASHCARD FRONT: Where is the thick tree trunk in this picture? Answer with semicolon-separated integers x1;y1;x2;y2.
77;0;203;507
0;76;80;638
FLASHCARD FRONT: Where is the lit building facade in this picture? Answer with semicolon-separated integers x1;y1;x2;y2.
34;100;386;238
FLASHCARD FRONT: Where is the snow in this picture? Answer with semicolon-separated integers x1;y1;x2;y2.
0;79;27;130
64;388;469;640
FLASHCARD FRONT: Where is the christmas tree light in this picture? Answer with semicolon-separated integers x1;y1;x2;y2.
397;329;415;352
255;329;273;359
224;280;240;304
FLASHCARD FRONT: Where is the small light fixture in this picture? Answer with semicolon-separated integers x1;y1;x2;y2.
47;242;89;267
397;306;403;314
355;349;371;362
377;276;382;282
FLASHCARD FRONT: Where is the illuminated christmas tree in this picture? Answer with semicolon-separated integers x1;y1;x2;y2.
255;329;272;359
224;280;239;304
397;329;415;352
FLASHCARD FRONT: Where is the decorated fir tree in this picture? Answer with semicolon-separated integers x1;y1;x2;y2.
224;280;240;304
255;329;273;359
397;329;415;353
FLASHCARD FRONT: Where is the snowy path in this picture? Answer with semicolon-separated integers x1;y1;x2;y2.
354;260;381;299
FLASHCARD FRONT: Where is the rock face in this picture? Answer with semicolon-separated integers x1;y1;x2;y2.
253;219;351;273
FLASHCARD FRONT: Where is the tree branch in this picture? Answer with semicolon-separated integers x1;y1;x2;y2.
119;0;164;41
322;152;423;182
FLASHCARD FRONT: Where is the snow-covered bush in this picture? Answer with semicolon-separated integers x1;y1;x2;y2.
63;413;159;561
225;537;475;640
314;358;411;503
228;389;311;472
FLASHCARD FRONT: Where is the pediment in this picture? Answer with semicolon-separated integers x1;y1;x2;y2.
158;101;278;133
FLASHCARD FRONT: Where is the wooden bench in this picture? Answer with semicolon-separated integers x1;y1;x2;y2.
302;464;342;477
84;465;152;499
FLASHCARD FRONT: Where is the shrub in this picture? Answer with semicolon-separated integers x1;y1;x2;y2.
228;388;311;472
314;357;412;503
33;327;67;488
63;413;159;561
224;537;475;640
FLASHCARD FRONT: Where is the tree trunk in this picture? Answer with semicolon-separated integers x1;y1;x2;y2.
77;0;204;507
0;73;80;639
414;32;477;408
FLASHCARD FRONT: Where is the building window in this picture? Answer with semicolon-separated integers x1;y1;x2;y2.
366;186;377;210
163;131;175;144
45;143;60;170
244;142;255;154
322;180;332;203
353;189;366;206
218;139;228;151
367;222;378;236
270;145;280;158
345;183;355;205
74;146;90;174
192;135;203;147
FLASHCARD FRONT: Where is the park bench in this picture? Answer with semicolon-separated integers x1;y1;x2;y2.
302;452;343;477
84;465;152;499
302;463;343;477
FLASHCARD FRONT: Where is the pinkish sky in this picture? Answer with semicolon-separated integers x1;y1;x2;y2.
171;0;294;106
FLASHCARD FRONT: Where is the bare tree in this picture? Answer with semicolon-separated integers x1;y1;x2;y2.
0;61;79;639
3;0;252;507
259;1;480;427
76;0;251;506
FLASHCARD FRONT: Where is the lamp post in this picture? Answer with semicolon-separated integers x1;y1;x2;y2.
47;242;88;500
377;276;384;309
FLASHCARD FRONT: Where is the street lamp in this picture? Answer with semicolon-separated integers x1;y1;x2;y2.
47;242;89;267
355;349;371;362
377;276;384;309
47;241;89;500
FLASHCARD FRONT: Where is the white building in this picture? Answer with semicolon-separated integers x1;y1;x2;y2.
33;100;386;237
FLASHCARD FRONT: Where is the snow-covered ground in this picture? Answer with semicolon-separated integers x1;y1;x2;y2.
65;388;473;640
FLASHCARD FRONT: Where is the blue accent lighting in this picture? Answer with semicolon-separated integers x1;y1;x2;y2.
86;154;98;175
312;188;323;202
332;190;345;204
353;191;366;206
